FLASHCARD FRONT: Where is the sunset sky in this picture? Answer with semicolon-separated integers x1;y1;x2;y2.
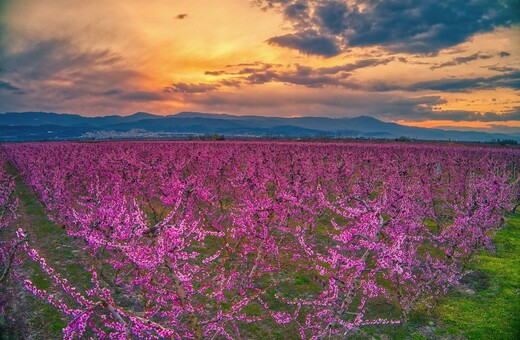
0;0;519;132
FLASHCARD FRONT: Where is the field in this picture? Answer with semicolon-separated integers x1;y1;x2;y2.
0;141;519;339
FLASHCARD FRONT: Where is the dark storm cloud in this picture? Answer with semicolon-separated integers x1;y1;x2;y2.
0;37;155;112
394;56;431;65
210;64;520;93
99;88;124;96
284;1;309;23
478;109;520;122
267;30;340;57
315;1;347;34
315;58;394;74
225;62;270;67
201;58;393;89
404;71;520;92
118;91;164;102
255;0;520;55
245;65;339;87
0;80;23;93
414;109;520;122
487;65;518;73
341;71;520;93
164;82;218;93
163;77;242;95
206;62;280;76
218;79;242;87
0;39;122;80
431;53;493;70
205;70;227;76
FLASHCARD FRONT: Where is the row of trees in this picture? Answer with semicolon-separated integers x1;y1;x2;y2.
1;141;519;339
0;151;19;288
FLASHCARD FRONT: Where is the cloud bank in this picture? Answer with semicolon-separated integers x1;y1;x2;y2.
257;0;520;56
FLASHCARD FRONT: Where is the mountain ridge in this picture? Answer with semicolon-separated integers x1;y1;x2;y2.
0;111;518;143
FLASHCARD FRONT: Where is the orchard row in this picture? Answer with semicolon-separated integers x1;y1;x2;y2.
1;141;519;339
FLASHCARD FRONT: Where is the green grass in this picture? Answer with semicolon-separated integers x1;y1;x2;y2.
434;212;520;339
3;162;91;338
6;163;89;271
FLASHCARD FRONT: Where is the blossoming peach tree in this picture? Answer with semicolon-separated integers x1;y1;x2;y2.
2;142;519;339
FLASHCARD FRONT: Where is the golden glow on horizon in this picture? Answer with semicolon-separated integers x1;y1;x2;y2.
399;120;520;130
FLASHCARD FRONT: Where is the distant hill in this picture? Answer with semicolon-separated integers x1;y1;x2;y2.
0;111;518;143
0;111;163;127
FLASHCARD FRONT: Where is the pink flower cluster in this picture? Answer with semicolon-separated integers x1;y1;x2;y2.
3;141;519;339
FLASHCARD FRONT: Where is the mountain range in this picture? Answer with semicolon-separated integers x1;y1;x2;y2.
0;111;518;143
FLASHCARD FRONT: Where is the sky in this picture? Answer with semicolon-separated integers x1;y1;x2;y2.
0;0;519;132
